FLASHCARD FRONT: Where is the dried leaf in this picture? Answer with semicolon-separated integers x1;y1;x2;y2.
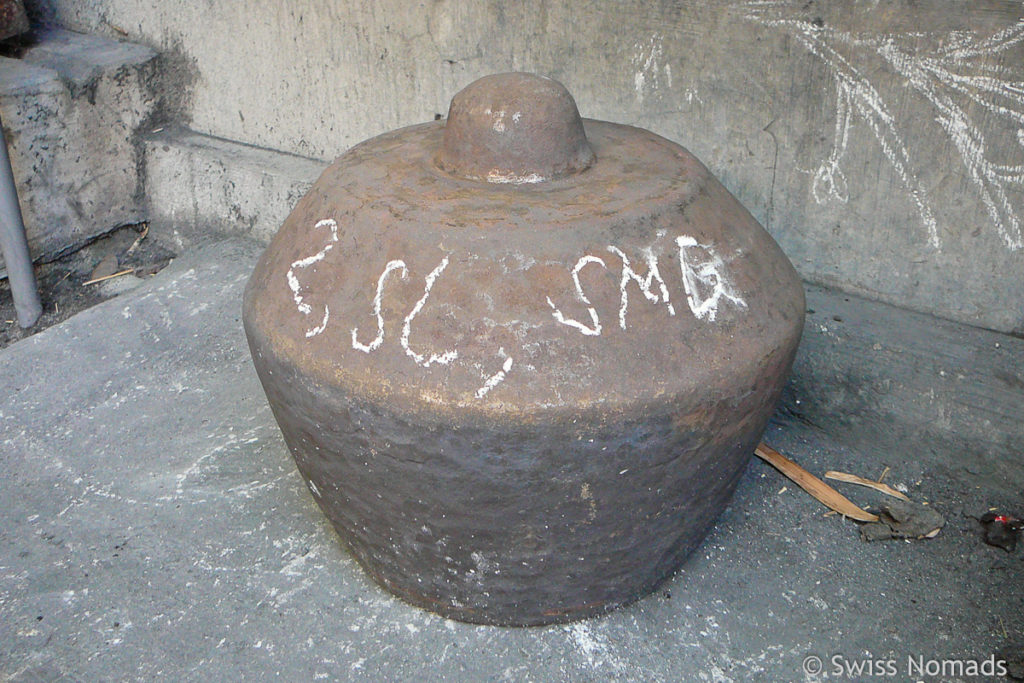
754;444;879;522
89;253;119;281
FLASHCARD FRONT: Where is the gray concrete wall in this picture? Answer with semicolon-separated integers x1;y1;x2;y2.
28;0;1024;333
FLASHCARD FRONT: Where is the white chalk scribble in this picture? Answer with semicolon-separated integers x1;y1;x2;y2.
549;235;747;335
744;1;1024;250
286;219;339;337
401;257;459;367
547;255;608;336
475;352;514;399
351;259;409;353
676;236;748;322
607;244;675;329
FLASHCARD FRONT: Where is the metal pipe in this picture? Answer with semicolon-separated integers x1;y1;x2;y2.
0;112;42;328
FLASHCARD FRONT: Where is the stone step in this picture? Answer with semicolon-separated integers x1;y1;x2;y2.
786;284;1024;476
0;28;157;273
143;126;325;250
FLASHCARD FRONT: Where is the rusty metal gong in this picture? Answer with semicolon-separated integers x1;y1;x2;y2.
243;72;804;626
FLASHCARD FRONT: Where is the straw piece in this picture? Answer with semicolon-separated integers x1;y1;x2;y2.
83;268;134;286
824;470;911;501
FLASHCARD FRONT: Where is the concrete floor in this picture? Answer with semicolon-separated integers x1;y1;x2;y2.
1;237;1021;681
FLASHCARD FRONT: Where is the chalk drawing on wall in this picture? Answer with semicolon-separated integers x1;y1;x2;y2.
631;33;702;108
632;34;670;104
743;1;1024;251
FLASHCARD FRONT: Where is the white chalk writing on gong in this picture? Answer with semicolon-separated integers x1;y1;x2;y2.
287;220;745;398
607;244;675;327
548;235;746;334
286;219;338;338
476;351;514;399
350;257;458;367
351;259;409;353
546;254;607;336
288;222;509;398
400;257;459;367
676;236;747;322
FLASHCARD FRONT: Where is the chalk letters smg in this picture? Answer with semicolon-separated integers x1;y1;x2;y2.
285;220;748;398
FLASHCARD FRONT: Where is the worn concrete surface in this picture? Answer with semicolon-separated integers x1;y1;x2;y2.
1;236;1021;681
0;28;156;271
26;0;1024;334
